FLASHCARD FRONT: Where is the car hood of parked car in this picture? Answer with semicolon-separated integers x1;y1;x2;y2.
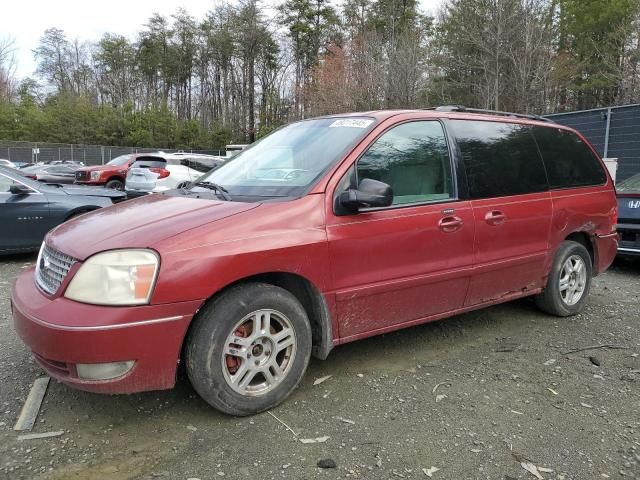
61;185;126;198
46;193;259;260
76;164;125;173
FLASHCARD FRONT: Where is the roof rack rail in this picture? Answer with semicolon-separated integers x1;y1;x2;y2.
427;105;555;123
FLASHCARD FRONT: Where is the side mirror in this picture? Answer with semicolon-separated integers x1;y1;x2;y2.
10;183;33;195
339;178;393;212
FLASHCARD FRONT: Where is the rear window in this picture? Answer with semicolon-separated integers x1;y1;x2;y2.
186;157;223;173
450;120;548;199
532;126;607;189
132;157;167;169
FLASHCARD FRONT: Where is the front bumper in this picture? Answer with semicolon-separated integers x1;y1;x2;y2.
74;180;104;186
11;267;200;394
617;223;640;256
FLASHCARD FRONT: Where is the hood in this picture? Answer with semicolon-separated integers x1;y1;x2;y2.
37;183;125;198
62;185;126;198
47;194;259;260
77;164;123;173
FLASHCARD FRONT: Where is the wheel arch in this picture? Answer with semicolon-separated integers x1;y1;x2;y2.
105;175;125;185
564;231;595;267
64;206;99;221
187;271;334;361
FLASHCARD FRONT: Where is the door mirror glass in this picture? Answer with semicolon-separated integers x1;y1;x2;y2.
9;183;33;195
339;178;393;212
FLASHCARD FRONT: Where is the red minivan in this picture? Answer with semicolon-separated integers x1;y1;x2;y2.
12;108;618;415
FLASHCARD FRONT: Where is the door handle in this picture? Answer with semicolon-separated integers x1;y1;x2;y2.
438;215;463;233
484;210;506;225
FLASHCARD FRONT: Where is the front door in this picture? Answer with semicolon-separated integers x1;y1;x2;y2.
0;174;50;252
326;120;475;340
448;119;553;305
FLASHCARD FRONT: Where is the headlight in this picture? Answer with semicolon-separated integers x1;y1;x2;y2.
90;171;101;180
65;250;159;305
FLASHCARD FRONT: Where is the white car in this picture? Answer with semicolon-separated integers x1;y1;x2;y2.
125;153;225;195
0;159;16;168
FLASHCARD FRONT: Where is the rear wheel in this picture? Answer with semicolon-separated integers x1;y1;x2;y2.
535;240;592;317
185;283;312;416
105;178;124;190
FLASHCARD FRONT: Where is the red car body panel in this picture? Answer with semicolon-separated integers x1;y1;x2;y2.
11;270;198;393
11;110;619;395
74;158;135;186
47;194;259;261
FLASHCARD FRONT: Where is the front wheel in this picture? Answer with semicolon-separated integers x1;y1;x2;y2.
185;283;312;416
105;179;124;190
535;240;592;317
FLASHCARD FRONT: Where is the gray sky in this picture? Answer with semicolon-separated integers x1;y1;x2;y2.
3;0;444;80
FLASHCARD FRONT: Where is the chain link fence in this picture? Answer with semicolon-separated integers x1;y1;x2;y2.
0;141;226;166
546;103;640;182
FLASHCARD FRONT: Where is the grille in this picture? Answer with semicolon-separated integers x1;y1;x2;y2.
75;171;88;180
36;244;76;295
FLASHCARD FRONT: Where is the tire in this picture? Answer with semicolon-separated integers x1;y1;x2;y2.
535;240;592;317
185;282;312;416
105;179;124;190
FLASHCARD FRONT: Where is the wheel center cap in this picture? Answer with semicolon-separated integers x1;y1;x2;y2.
252;344;264;356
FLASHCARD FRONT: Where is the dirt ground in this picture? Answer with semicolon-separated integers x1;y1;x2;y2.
0;254;638;480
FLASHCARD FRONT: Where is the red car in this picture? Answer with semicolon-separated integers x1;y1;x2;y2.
12;108;618;416
74;154;135;190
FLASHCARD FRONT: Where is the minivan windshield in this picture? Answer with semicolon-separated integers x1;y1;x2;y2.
189;117;375;199
617;173;640;194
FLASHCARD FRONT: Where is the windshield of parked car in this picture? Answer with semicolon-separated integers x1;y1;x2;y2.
617;173;640;194
106;154;132;166
189;117;376;199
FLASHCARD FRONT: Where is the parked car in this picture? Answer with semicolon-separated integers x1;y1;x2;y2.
20;163;80;183
0;159;16;168
0;166;125;255
616;173;640;256
74;154;135;190
125;153;225;195
11;107;618;416
19;164;82;184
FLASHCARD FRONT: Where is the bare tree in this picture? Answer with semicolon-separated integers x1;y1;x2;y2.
0;37;17;101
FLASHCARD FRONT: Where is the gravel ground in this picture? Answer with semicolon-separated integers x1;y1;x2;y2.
0;254;638;480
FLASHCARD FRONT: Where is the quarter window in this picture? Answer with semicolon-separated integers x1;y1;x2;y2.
0;174;18;193
357;121;453;205
532;126;607;189
451;120;548;199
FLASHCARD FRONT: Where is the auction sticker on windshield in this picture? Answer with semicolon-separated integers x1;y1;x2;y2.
329;119;374;128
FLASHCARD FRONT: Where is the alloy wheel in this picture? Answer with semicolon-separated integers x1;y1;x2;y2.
221;309;297;396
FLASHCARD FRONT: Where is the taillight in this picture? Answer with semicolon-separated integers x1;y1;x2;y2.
25;175;37;180
150;168;170;179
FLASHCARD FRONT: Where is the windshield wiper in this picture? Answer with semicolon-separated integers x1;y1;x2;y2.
192;181;232;201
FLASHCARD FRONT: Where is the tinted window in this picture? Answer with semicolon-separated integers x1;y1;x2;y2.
357;121;453;205
532;126;607;189
187;157;223;173
132;157;166;169
451;120;547;199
